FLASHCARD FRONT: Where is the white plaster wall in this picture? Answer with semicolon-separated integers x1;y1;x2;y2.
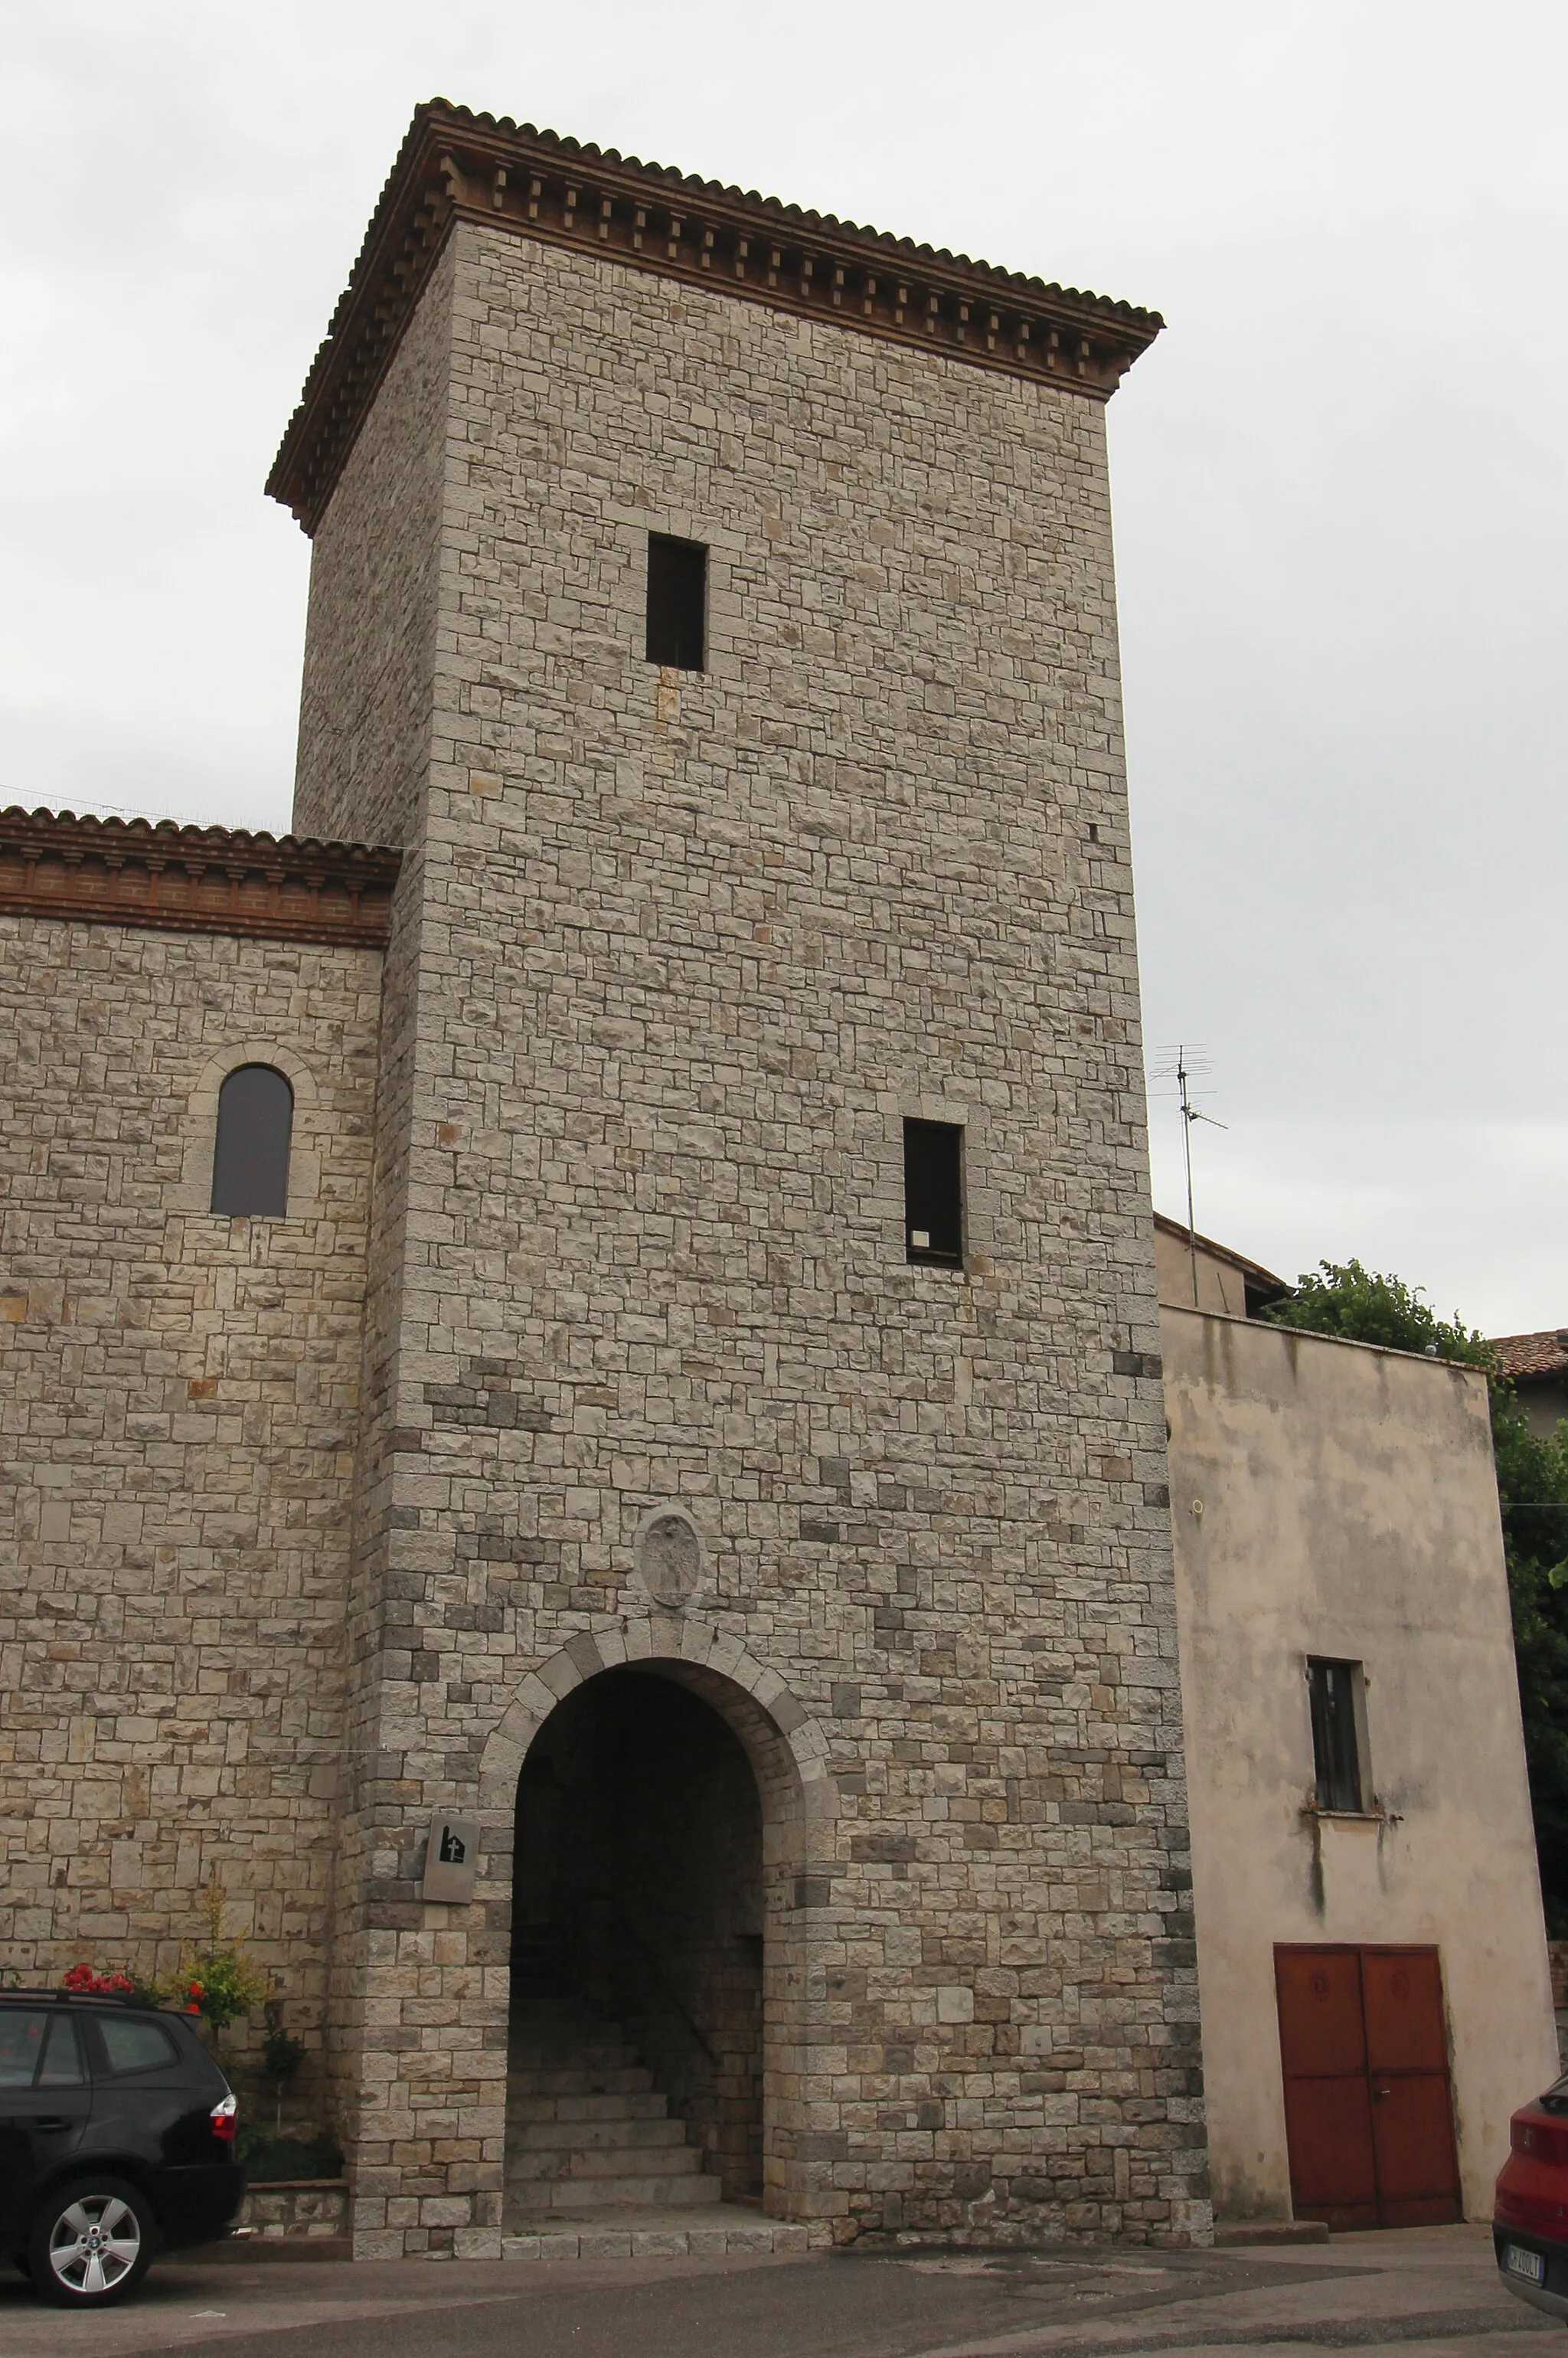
1163;1307;1557;2222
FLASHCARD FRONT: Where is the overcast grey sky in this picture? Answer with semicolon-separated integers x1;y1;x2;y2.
4;2;1565;1330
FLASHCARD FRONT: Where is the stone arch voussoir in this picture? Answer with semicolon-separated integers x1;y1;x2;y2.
478;1614;833;1820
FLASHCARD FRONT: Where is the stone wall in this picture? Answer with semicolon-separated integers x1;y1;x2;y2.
292;234;454;856
237;2179;349;2244
293;217;1204;2256
290;233;477;2201
0;913;383;2087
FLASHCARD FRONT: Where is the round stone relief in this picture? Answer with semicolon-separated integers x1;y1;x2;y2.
635;1509;705;1608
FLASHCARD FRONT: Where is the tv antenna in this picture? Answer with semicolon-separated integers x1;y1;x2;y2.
1150;1045;1229;1307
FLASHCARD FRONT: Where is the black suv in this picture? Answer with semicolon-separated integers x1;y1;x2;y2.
0;1993;243;2305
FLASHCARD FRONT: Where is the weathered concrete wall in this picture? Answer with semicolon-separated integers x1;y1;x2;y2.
0;914;383;2092
1163;1307;1557;2222
292;216;1204;2255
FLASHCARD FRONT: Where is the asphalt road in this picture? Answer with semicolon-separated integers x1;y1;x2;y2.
0;2224;1553;2358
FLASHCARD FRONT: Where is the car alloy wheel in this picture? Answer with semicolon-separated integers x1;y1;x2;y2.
31;2179;152;2306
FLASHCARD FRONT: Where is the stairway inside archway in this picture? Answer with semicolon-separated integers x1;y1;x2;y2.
505;1997;721;2219
503;1996;804;2255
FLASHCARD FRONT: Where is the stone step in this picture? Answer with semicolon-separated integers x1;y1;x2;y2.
507;2172;725;2213
501;2206;808;2259
509;2045;642;2074
511;1999;616;2019
509;2115;688;2155
509;2009;626;2037
508;2065;655;2098
510;2016;624;2035
507;2091;669;2126
508;2140;707;2184
504;2006;718;2224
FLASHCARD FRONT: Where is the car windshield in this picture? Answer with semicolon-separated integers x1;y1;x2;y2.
1540;2074;1568;2116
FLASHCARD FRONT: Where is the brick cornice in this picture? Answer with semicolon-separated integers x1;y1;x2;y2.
267;100;1164;535
0;808;401;950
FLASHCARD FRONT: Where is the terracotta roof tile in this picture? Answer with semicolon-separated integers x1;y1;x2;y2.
268;100;1164;533
1491;1330;1568;1382
0;806;400;950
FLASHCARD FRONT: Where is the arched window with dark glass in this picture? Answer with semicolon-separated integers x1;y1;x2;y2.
211;1065;294;1217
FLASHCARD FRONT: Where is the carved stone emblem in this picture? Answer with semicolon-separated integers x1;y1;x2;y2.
635;1509;704;1607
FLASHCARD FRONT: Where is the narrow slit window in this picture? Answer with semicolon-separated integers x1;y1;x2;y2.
645;533;707;671
903;1120;964;1267
211;1064;293;1218
1307;1656;1364;1813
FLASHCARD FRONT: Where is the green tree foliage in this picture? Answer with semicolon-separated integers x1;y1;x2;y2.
1263;1257;1491;1365
52;1875;273;2024
1491;1414;1568;1933
1265;1261;1568;1930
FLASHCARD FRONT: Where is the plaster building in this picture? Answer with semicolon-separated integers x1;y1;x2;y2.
1160;1230;1558;2233
1491;1330;1568;1443
0;103;1209;2258
1152;1212;1287;1323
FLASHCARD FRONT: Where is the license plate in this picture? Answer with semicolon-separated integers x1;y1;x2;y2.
1505;2245;1546;2285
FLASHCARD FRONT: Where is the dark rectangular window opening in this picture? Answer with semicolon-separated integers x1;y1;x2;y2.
646;533;707;671
1307;1657;1364;1813
903;1120;964;1267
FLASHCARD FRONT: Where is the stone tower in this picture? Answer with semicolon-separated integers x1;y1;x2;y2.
269;101;1204;2255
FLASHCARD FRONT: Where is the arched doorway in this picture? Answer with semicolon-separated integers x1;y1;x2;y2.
507;1666;769;2222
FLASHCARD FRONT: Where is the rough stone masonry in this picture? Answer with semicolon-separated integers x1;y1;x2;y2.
0;101;1207;2256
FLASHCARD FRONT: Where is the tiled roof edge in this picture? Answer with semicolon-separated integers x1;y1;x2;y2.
267;100;1165;532
1153;1210;1287;1296
414;103;1163;317
0;806;401;950
1491;1329;1568;1382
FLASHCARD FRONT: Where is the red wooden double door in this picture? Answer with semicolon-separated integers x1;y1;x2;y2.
1275;1945;1462;2229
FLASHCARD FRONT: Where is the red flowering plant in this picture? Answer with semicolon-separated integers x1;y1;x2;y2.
52;1879;267;2033
60;1964;135;1996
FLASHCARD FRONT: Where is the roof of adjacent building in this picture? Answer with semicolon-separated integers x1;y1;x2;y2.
1491;1329;1568;1384
268;100;1165;535
1153;1211;1289;1308
0;806;400;950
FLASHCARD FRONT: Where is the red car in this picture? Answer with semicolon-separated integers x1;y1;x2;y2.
1494;2076;1568;2320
